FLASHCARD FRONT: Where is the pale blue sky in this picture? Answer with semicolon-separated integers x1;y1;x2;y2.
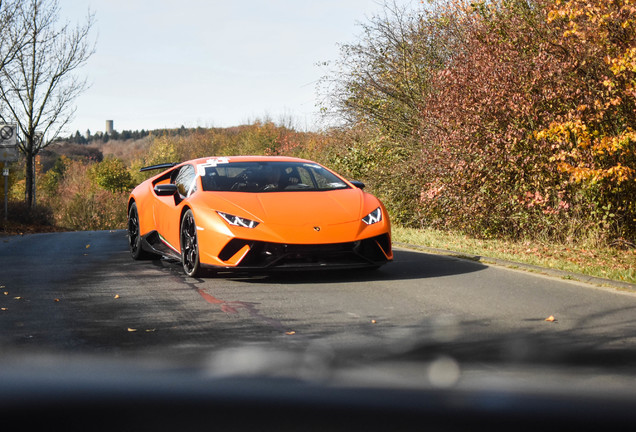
60;0;415;136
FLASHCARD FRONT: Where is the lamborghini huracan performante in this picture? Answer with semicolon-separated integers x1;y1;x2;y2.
127;156;392;276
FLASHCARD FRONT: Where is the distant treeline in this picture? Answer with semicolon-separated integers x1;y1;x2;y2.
60;127;199;144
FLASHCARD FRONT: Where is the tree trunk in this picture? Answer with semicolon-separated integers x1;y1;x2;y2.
24;150;34;207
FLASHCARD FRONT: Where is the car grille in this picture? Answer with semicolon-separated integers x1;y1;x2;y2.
218;234;391;269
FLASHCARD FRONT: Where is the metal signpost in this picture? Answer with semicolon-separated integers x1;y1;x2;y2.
0;124;19;221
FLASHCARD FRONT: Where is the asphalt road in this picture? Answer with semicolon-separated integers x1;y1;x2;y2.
1;229;636;372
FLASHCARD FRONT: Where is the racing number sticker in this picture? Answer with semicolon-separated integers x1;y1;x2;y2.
197;157;230;176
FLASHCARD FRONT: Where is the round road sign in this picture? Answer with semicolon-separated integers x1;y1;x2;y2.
0;125;14;140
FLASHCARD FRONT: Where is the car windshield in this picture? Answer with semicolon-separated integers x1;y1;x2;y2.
199;161;350;192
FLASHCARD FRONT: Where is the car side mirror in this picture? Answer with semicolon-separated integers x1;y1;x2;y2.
154;183;178;196
350;180;365;189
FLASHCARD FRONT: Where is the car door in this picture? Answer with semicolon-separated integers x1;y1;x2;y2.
153;164;197;253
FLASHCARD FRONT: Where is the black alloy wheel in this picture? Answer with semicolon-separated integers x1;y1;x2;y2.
181;209;202;277
128;202;151;260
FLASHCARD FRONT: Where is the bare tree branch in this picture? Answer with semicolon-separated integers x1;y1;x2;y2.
0;0;95;206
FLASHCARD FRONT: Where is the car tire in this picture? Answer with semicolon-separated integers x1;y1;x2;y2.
181;209;202;277
128;202;153;260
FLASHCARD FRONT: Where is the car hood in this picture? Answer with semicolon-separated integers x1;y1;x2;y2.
205;189;365;226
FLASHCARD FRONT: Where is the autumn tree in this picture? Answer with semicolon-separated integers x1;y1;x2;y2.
0;0;94;207
423;0;636;240
319;1;450;225
536;0;636;239
90;158;133;193
321;0;635;241
323;2;440;138
420;0;576;237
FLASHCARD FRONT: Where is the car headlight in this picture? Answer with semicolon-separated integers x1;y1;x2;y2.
217;211;259;228
362;207;382;225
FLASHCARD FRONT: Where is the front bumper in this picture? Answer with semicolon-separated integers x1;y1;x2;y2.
204;233;392;271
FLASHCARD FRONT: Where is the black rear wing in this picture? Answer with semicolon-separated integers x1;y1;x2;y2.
139;162;178;172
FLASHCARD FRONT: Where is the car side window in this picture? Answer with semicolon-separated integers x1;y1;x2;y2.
173;165;197;198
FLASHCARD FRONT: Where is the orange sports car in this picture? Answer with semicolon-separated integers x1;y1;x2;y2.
127;156;392;276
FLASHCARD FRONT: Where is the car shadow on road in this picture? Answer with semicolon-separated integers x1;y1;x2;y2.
208;249;488;284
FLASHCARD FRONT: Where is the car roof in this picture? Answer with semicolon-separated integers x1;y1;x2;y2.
187;155;314;165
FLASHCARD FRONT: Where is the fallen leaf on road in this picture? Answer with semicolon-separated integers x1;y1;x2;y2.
545;315;557;322
371;319;377;324
1;308;7;311
127;328;137;332
54;298;60;302
145;328;156;332
85;244;90;249
13;296;21;300
285;330;296;335
114;294;120;299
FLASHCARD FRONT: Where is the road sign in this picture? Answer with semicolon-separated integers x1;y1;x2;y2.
0;123;16;147
34;131;43;148
0;124;18;162
0;146;18;162
1;125;13;140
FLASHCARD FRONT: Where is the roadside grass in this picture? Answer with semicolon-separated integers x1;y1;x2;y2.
392;226;636;285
